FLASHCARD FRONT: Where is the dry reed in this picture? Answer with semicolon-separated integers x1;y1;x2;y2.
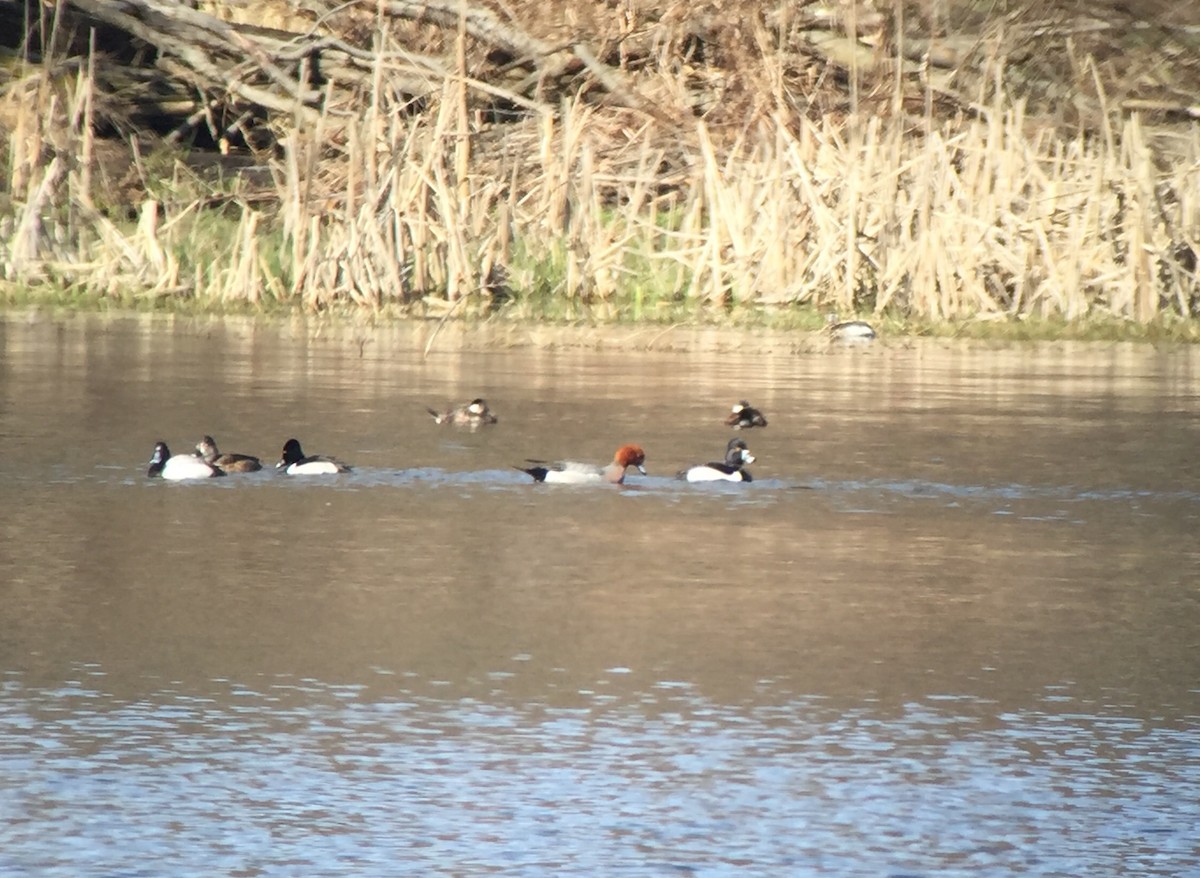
2;18;1198;328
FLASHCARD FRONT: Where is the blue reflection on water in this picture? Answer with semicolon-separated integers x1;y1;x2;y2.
1;674;1197;877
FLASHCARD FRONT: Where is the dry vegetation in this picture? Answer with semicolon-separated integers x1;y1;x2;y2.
1;0;1198;332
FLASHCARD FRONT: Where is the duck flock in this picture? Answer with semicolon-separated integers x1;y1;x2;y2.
147;315;876;486
146;398;770;486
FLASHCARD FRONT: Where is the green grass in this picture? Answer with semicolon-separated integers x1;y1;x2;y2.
6;209;1199;342
5;281;1200;344
0;283;279;316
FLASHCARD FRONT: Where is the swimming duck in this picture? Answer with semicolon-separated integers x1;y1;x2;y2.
677;438;755;483
826;312;877;342
195;435;262;473
426;398;498;427
275;438;352;475
518;444;646;485
725;401;768;429
147;441;224;480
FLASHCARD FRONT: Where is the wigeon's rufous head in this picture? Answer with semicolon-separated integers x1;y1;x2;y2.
614;444;647;473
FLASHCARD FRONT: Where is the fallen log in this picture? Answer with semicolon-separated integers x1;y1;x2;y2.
0;0;668;146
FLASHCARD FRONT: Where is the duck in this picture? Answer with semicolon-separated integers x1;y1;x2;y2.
426;398;498;428
195;435;262;473
725;400;768;429
275;438;352;475
147;441;224;480
677;438;755;483
826;312;877;342
518;444;646;485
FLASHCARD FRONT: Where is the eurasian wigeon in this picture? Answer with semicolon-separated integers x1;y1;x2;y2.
677;437;755;483
425;398;498;427
725;401;768;429
147;441;224;480
195;435;262;473
826;312;877;342
518;444;647;485
275;438;352;475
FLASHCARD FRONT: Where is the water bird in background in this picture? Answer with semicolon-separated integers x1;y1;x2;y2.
147;441;224;480
276;438;352;475
426;398;498;428
518;444;647;485
725;401;768;429
194;435;262;473
826;313;877;342
677;438;755;483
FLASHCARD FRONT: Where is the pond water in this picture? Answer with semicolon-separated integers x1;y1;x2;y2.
1;312;1198;876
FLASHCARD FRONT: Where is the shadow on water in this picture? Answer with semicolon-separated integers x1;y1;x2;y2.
1;313;1198;875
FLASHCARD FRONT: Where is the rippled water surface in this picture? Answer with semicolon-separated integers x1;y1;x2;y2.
1;313;1198;876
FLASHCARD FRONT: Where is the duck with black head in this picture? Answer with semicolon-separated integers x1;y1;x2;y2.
147;441;224;480
275;438;352;475
678;438;755;483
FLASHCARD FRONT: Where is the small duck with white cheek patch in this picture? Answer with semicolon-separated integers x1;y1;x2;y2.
678;438;755;483
518;444;646;485
426;398;498;428
275;438;352;475
147;441;224;480
725;400;768;429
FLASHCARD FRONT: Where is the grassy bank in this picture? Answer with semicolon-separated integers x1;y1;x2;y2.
7;289;1200;347
2;2;1198;339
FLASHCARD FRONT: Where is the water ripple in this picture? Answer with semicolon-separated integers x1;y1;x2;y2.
1;676;1196;877
39;460;1190;513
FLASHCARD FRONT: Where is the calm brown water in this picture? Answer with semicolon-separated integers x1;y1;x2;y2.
1;312;1198;876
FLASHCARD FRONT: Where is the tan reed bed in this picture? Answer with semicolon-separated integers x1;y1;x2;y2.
2;41;1198;329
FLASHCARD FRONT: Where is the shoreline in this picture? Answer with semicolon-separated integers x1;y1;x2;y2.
4;304;1198;354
